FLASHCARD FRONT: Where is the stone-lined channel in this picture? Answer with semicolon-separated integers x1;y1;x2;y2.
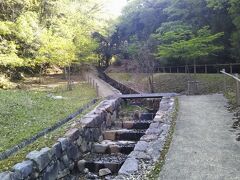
78;98;160;179
0;94;176;180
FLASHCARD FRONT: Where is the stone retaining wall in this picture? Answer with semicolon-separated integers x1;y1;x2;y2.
114;96;176;179
0;98;122;180
98;71;139;94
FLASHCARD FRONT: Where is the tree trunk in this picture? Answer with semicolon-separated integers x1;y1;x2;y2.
38;65;43;84
148;74;154;93
194;59;197;75
67;65;72;91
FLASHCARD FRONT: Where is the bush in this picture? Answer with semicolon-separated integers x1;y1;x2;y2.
0;74;16;89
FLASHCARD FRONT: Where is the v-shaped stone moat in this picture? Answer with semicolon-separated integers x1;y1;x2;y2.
0;94;176;180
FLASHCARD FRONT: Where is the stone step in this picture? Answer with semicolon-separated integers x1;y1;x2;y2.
119;112;155;120
103;129;145;141
82;154;127;174
140;113;155;120
114;121;151;129
93;140;136;154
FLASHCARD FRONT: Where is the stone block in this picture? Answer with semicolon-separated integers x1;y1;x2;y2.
77;160;86;172
12;160;33;179
62;155;70;167
57;138;70;151
128;151;151;160
57;169;70;179
0;171;19;180
103;131;116;140
26;148;52;172
80;117;95;128
134;141;149;152
76;136;83;146
42;161;58;180
93;143;108;153
80;140;88;153
65;128;80;142
140;134;158;142
99;168;111;177
118;158;138;175
106;113;112;127
66;143;80;160
52;142;62;159
109;145;119;153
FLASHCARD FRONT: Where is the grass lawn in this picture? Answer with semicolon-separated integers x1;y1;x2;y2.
108;72;238;106
0;82;96;154
108;72;236;94
0;103;99;171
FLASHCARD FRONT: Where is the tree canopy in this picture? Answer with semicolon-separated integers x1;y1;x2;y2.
0;0;111;72
110;0;240;67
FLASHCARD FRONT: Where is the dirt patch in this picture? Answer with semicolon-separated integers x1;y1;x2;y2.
19;74;85;91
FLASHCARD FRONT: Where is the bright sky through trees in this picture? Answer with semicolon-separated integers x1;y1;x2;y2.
104;0;128;17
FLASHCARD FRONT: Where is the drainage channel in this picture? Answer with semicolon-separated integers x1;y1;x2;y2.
78;98;160;179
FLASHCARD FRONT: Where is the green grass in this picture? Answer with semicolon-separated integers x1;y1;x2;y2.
108;72;236;94
0;102;100;171
0;83;96;154
108;73;133;82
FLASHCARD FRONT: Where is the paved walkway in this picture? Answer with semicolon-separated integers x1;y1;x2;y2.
85;71;121;98
159;94;240;180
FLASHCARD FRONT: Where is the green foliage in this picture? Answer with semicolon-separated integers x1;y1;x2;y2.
36;30;76;66
156;26;224;61
112;0;238;67
0;0;110;74
0;74;16;89
229;0;240;59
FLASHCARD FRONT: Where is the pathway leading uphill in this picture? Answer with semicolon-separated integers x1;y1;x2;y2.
159;94;240;180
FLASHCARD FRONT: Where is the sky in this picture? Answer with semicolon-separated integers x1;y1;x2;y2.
104;0;128;17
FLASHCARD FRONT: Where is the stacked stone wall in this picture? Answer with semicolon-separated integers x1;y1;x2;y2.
0;98;122;180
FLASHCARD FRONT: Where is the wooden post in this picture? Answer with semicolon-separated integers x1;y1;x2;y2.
236;74;240;106
205;64;207;74
230;63;233;74
216;65;220;73
177;67;179;73
89;77;92;86
170;67;172;73
96;83;99;97
92;79;95;88
185;65;187;74
194;64;197;74
223;69;227;92
163;67;166;73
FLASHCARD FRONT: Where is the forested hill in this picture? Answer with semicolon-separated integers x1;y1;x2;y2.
108;0;240;68
1;0;240;78
0;0;111;78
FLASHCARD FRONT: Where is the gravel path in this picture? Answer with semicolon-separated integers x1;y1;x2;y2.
159;94;240;180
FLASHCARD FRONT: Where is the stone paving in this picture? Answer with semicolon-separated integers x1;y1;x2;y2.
159;94;240;180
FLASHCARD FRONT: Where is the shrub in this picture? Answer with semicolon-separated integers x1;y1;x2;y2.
0;74;16;89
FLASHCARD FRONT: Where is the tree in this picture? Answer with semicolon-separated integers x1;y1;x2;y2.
156;26;224;73
112;0;237;68
229;0;240;59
